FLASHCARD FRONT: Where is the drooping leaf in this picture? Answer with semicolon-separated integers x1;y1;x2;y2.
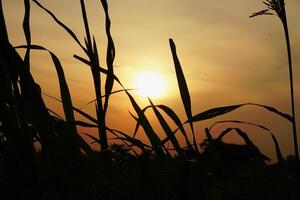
73;54;122;85
235;128;271;161
15;45;78;135
270;133;284;164
188;105;243;123
210;120;282;163
80;89;133;110
32;0;87;53
188;103;292;123
250;103;292;122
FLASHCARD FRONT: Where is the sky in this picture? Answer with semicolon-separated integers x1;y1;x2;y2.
2;0;300;160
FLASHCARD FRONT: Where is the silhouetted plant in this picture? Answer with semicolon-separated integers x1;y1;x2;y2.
1;0;299;199
250;0;299;163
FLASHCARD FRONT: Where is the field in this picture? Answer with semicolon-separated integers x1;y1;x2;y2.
0;0;299;200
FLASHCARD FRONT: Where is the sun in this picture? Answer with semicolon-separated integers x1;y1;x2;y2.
135;71;167;98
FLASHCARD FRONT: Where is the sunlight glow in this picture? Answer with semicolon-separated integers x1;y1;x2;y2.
135;71;167;98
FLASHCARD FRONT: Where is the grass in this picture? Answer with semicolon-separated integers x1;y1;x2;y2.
250;0;299;165
0;0;299;199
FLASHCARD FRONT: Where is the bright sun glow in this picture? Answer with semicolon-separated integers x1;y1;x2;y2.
135;71;167;98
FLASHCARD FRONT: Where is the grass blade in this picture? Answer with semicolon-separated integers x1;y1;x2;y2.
169;38;198;152
73;54;122;84
188;103;292;123
209;120;283;163
32;0;87;54
234;128;270;161
80;89;133;110
80;0;92;53
149;98;183;156
270;133;284;164
156;104;192;149
100;0;116;115
125;90;165;158
23;0;30;71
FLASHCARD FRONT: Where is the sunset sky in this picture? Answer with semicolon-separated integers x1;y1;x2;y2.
2;0;300;160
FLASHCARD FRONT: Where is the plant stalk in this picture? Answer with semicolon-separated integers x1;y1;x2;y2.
281;8;299;163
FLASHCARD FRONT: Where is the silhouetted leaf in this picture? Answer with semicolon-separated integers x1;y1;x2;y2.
15;45;78;136
149;98;182;156
32;0;87;54
210;120;282;163
73;54;122;84
23;0;30;70
235;128;270;161
157;104;192;148
270;133;284;164
189;105;243;122
125;90;165;158
169;38;198;152
80;89;133;110
80;0;92;53
188;103;292;123
250;103;292;122
100;0;116;115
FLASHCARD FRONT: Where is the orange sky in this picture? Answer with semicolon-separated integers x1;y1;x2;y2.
2;0;300;161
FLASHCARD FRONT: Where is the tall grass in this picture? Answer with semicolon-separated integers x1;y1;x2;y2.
0;0;299;199
250;0;298;163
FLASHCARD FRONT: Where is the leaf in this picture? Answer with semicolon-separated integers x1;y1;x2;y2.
270;133;284;164
216;128;233;141
15;45;78;136
149;98;182;156
188;103;292;123
188;105;243;123
8;44;57;152
32;0;87;54
209;120;271;134
210;120;282;163
235;128;271;161
169;38;198;152
79;0;92;53
157;104;192;148
73;54;122;84
249;9;273;18
0;1;9;42
109;128;150;153
23;0;30;70
75;120;99;128
100;0;116;115
43;91;99;126
125;90;165;158
80;89;133;110
250;103;292;122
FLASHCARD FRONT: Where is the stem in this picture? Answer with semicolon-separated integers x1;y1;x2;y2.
281;10;299;163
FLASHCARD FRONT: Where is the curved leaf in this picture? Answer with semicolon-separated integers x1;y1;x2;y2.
32;0;87;53
188;103;292;123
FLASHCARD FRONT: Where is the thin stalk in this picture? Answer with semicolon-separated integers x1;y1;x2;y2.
281;11;299;163
251;0;299;163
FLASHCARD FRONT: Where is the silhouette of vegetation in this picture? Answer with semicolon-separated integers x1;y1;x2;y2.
250;0;299;165
0;0;299;199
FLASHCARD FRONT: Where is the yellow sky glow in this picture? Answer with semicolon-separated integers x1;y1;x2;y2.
2;0;300;160
134;71;167;98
